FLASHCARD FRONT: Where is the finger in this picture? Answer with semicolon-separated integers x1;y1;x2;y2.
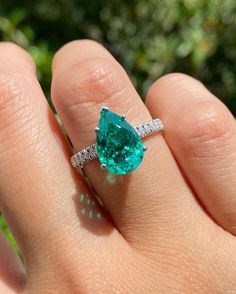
51;40;204;246
0;229;25;293
0;41;112;268
146;73;236;235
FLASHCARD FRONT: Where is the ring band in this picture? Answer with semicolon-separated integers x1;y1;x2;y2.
71;106;164;174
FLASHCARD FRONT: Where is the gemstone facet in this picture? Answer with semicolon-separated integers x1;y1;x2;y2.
96;108;144;174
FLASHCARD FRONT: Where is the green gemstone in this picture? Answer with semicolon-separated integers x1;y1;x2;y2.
96;108;144;174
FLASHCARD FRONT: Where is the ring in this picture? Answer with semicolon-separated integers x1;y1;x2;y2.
71;106;164;175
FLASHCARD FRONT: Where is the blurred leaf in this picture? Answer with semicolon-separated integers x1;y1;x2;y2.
0;214;20;255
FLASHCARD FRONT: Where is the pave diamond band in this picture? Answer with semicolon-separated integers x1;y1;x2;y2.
71;118;164;170
135;118;164;138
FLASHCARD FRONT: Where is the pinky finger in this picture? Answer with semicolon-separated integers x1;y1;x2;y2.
146;73;236;235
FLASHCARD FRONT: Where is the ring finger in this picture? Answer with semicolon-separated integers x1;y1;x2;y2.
51;40;205;247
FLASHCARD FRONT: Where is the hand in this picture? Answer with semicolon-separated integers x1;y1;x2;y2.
0;40;236;294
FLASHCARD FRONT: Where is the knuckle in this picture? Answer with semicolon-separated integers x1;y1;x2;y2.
0;41;22;50
147;73;200;99
52;39;104;68
0;71;31;108
176;101;234;159
0;71;36;133
153;72;192;89
55;57;130;107
0;41;25;54
61;39;104;53
0;42;35;71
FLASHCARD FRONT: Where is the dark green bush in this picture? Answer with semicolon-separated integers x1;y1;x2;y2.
0;0;236;113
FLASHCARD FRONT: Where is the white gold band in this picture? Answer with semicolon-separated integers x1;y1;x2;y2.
71;118;164;169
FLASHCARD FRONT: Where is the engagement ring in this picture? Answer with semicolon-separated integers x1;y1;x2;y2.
71;107;164;174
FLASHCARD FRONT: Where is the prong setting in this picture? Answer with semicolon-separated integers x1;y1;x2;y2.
100;163;106;170
101;106;109;113
121;114;126;120
143;145;148;152
94;127;100;133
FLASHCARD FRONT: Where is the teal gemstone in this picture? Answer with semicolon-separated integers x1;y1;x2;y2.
96;108;144;174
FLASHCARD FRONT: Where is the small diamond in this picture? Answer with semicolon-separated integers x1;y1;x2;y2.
144;124;150;134
153;120;158;127
71;157;77;167
84;152;90;162
149;123;155;132
138;126;145;137
88;148;95;158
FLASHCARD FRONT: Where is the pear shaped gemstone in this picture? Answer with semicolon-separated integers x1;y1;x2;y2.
96;108;144;174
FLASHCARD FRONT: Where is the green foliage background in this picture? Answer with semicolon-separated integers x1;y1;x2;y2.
0;0;236;250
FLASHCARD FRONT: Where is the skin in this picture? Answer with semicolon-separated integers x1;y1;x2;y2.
0;40;235;293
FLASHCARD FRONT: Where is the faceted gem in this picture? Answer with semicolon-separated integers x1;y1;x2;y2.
96;108;144;174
